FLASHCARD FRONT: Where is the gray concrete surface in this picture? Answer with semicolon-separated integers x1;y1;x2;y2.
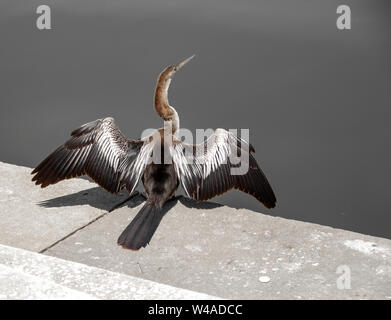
0;244;218;300
0;161;123;252
1;161;391;299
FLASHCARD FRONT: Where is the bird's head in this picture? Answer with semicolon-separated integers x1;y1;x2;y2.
154;55;195;125
158;55;195;85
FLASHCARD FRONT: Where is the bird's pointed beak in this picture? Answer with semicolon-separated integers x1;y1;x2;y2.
176;55;195;71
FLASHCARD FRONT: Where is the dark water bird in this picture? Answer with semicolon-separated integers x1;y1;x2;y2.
31;56;276;250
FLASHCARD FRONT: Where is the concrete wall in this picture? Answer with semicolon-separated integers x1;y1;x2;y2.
0;162;390;299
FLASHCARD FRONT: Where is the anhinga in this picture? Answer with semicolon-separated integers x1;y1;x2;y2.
32;56;276;250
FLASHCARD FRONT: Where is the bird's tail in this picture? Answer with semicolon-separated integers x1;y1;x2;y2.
117;202;164;250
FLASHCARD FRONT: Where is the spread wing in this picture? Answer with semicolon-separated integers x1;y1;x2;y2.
32;117;153;194
170;128;276;208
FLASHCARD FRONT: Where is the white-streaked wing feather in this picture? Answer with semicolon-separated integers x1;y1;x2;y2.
32;117;152;194
118;140;154;194
170;129;276;208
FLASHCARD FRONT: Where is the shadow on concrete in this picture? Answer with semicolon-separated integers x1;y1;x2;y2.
176;196;223;210
38;187;144;211
38;188;223;212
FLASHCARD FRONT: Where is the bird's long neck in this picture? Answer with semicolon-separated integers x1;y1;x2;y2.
154;71;180;138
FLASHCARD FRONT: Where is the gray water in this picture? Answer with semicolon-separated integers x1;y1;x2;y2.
1;0;390;238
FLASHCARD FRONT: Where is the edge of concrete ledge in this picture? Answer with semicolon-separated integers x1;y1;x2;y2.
0;244;221;300
2;161;390;299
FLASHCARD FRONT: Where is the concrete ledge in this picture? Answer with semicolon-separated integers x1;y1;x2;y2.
1;161;390;299
0;162;116;252
0;244;219;300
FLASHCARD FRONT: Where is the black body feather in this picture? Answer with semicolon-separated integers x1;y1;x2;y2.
118;163;178;249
